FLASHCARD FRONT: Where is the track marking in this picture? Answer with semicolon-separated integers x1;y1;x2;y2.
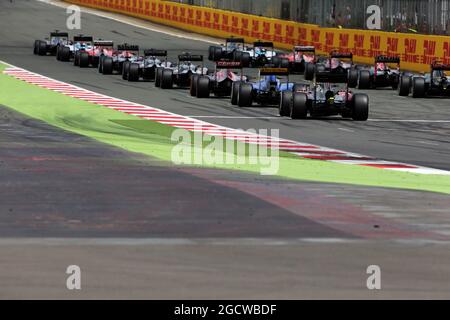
188;116;282;119
3;65;450;175
369;119;450;123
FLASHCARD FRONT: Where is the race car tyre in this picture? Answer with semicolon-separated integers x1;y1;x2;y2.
352;94;369;121
33;40;39;55
208;46;221;61
197;76;210;98
128;63;140;82
56;46;61;60
272;56;281;68
279;91;293;117
73;52;80;66
37;41;47;56
391;74;399;90
348;69;359;88
59;47;70;62
237;83;253;107
98;56;104;73
358;70;371;89
304;62;315;81
155;67;164;87
231;81;241;105
122;61;131;80
241;52;251;68
79;52;89;68
210;46;223;61
190;74;199;96
102;57;113;75
412;77;425;98
161;69;174;89
291;92;308;119
280;58;289;69
398;75;411;96
92;58;99;69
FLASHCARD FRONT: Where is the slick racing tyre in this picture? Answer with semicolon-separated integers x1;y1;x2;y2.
155;67;164;87
37;41;47;56
102;57;113;75
304;62;315;81
279;91;293;117
352;94;369;121
161;69;174;89
196;76;210;98
231;81;241;105
291;92;308;119
73;51;80;66
98;56;104;73
348;69;359;88
237;83;253;107
398;75;411;96
79;52;89;68
128;63;140;82
190;74;199;97
122;61;131;80
60;47;71;62
358;70;371;89
412;77;425;98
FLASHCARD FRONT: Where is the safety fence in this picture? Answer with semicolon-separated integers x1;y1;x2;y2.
168;0;450;35
64;0;450;72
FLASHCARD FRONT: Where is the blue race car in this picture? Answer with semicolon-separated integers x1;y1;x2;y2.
231;67;294;107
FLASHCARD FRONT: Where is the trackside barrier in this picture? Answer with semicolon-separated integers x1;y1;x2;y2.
63;0;450;72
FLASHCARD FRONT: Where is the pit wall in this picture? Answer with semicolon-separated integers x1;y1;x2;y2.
64;0;450;72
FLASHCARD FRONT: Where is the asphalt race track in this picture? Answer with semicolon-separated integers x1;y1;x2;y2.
0;0;450;299
1;0;449;170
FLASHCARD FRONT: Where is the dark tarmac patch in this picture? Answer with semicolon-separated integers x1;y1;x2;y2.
0;105;350;238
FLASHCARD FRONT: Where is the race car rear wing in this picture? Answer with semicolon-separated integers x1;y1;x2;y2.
117;44;139;51
375;55;400;64
330;51;353;59
178;54;203;62
144;49;167;57
260;67;289;76
50;32;69;38
253;41;274;48
73;36;94;43
294;46;315;53
94;40;114;47
226;37;245;44
315;71;348;84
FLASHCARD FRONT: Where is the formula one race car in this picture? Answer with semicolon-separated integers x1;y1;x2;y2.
279;71;369;121
242;41;281;68
278;46;316;75
313;51;358;87
208;37;251;67
156;54;207;89
55;35;94;63
123;49;170;82
358;56;401;90
398;62;450;98
73;40;114;68
191;61;247;98
34;31;69;56
98;44;140;75
232;67;294;107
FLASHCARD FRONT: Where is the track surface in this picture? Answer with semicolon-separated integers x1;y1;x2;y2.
1;0;450;299
0;0;449;171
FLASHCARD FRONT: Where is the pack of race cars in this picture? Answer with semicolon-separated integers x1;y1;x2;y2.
33;31;450;122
